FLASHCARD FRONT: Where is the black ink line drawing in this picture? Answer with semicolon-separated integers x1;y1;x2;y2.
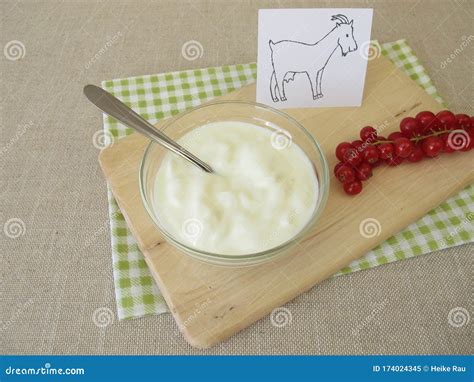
269;14;358;102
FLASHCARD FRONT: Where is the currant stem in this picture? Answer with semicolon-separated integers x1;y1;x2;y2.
371;129;454;145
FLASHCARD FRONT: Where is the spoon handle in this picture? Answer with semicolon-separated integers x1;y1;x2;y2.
83;85;213;173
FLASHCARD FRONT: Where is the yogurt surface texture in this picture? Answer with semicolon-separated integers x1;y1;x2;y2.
152;121;319;255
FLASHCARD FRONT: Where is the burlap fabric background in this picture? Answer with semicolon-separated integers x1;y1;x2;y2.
1;0;472;354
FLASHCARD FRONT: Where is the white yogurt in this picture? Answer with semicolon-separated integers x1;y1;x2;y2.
152;121;319;255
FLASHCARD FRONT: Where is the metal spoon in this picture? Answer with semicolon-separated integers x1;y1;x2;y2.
83;84;213;173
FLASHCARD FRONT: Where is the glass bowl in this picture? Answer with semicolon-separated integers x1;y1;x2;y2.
139;101;329;266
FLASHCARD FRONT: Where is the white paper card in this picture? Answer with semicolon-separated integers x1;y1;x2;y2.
257;8;374;108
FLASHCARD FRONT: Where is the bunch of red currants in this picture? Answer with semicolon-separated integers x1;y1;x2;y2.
334;110;473;195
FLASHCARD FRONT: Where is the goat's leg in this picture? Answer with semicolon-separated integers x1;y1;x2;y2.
316;69;324;98
275;72;287;101
270;71;279;102
312;70;322;100
306;72;317;100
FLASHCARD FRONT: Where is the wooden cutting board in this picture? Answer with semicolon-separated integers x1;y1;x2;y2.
99;55;473;348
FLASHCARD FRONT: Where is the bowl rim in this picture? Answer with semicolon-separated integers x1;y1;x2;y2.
139;100;330;263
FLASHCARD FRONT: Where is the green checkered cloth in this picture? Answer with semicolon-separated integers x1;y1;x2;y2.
102;39;474;320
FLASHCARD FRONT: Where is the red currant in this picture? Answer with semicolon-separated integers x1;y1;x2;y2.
377;142;394;159
400;117;421;137
421;136;443;157
362;145;379;164
388;131;404;141
334;162;345;175
335;165;356;184
436;110;456;130
460;132;471;152
443;134;455;154
335;142;353;161
334;110;472;196
385;155;404;166
416;111;439;132
407;145;424;162
360;126;377;142
352;139;364;153
394;137;415;158
344;180;363;195
455;114;471;129
468;127;474;150
343;147;362;166
371;159;382;168
355;162;373;181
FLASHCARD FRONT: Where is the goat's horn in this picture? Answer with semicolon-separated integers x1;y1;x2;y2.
332;14;349;24
331;15;342;23
336;14;349;23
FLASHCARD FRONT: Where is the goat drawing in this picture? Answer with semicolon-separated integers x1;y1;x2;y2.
269;14;358;102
